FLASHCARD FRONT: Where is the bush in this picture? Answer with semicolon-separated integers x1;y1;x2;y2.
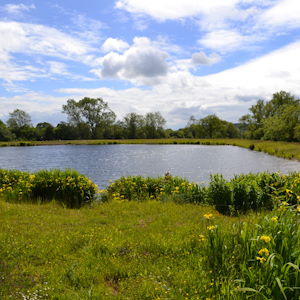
0;169;98;208
106;175;206;204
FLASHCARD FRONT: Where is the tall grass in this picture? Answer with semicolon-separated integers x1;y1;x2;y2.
0;169;98;208
105;172;300;215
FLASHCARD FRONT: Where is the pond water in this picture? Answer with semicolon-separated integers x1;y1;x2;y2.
0;144;299;187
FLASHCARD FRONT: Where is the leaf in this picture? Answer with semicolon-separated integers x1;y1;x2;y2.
275;277;287;300
237;287;259;293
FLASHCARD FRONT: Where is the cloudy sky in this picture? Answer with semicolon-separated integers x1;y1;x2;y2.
0;0;300;128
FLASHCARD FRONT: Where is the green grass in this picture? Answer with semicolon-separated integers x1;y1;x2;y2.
0;138;299;161
0;199;299;299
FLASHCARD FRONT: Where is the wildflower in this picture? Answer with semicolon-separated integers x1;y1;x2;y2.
258;248;270;256
256;256;266;263
203;213;213;220
271;216;278;222
260;235;272;243
285;189;292;194
207;225;216;231
198;234;206;242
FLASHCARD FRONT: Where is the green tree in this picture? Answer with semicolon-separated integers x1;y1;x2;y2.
0;120;14;141
36;122;55;141
144;112;166;138
123;113;145;139
7;109;34;140
262;104;300;141
62;97;116;138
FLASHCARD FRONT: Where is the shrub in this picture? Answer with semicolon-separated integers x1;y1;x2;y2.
106;175;206;204
0;169;98;208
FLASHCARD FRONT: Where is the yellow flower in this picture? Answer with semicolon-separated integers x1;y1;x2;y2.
258;248;270;256
271;216;278;222
203;213;213;220
207;225;216;231
256;256;266;263
198;234;206;241
260;235;272;243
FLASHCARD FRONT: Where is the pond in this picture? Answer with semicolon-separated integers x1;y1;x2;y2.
0;144;299;187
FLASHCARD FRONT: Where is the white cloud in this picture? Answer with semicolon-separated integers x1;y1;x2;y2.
0;21;97;82
3;3;35;15
48;61;69;75
191;52;220;66
0;21;93;59
115;0;239;21
94;37;169;85
57;41;300;127
259;0;300;30
102;38;129;53
198;30;253;52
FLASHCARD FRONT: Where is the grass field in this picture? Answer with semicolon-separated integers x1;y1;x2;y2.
0;199;299;299
0;138;299;161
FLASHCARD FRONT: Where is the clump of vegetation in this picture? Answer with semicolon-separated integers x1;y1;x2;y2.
0;169;98;208
105;172;300;215
104;174;206;204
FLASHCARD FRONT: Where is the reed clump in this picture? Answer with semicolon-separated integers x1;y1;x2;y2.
105;172;300;215
0;169;98;208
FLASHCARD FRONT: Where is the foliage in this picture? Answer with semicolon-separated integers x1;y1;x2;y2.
239;91;300;141
105;174;206;204
0;169;98;208
105;172;300;216
62;97;116;139
184;114;240;139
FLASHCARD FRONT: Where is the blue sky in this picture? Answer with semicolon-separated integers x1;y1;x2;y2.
0;0;300;128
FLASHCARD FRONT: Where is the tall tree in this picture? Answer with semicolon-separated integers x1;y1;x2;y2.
7;109;34;140
62;97;116;138
144;112;166;138
123;113;145;139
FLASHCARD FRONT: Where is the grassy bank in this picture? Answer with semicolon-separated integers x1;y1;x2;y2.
0;199;299;299
0;138;299;161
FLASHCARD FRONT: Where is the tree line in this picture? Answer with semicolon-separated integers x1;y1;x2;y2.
0;91;299;142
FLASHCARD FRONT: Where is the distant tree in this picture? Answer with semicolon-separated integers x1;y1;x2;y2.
144;112;166;138
0;120;14;141
62;97;116;138
7;109;34;140
262;104;300;141
36;122;55;141
240;91;300;141
123;113;145;139
7;109;32;129
54;122;78;140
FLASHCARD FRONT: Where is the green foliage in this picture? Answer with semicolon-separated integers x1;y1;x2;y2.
105;174;206;204
240;91;300;141
185;114;240;139
106;172;300;216
62;97;116;139
0;169;98;208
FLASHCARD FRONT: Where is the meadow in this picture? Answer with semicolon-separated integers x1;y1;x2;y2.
0;170;299;299
0;138;299;161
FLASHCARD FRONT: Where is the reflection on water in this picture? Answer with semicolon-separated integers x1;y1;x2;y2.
0;144;299;187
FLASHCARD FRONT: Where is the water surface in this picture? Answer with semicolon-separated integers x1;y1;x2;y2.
0;144;298;187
